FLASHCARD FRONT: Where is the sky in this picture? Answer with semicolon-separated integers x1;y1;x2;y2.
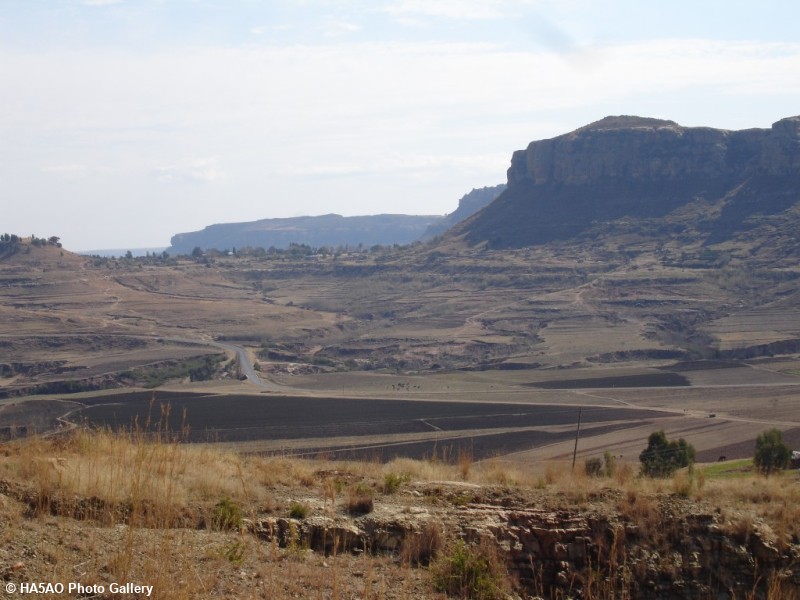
2;1;799;251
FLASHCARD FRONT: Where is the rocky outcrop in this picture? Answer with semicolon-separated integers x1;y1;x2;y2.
246;485;800;599
457;116;800;250
421;185;506;239
507;115;799;185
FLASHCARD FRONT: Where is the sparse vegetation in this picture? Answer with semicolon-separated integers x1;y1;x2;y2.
402;522;444;567
0;429;797;599
382;472;410;494
121;354;227;388
288;501;310;519
584;456;604;477
430;538;510;600
586;451;618;478
346;486;375;515
211;496;243;531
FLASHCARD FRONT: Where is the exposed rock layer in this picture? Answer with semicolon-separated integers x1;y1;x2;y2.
457;115;800;249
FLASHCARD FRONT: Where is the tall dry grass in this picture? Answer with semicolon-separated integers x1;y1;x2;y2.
1;426;798;599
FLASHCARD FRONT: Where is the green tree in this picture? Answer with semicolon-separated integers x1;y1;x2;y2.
639;430;695;477
754;428;791;476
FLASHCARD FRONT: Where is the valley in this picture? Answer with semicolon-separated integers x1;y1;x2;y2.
3;116;800;470
2;240;799;468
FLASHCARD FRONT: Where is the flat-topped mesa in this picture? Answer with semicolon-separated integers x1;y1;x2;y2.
507;115;800;185
455;115;800;249
761;115;800;174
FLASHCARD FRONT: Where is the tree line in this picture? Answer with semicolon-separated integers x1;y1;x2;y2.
0;233;62;255
585;427;793;478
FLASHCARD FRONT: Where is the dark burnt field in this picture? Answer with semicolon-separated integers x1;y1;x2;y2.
289;421;646;462
529;372;689;389
72;391;674;461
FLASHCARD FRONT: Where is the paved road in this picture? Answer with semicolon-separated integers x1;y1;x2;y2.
164;337;282;392
210;341;271;388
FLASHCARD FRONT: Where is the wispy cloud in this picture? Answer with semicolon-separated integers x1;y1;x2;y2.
152;159;225;184
3;27;800;248
42;164;109;180
383;0;507;20
296;153;509;178
81;0;124;6
322;17;361;37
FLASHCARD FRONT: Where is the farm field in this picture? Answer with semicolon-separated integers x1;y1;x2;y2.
2;242;800;469
65;391;674;461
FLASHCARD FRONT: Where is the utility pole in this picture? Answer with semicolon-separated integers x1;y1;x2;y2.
571;406;583;471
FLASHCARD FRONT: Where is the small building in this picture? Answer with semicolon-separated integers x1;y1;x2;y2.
791;450;800;469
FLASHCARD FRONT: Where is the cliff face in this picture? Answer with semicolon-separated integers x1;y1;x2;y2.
421;184;506;239
459;116;800;250
508;115;800;184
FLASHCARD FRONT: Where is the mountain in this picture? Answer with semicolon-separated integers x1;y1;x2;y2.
421;184;506;239
453;116;800;256
168;213;443;255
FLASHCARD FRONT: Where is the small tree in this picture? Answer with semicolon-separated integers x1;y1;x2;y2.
639;430;695;477
754;428;790;476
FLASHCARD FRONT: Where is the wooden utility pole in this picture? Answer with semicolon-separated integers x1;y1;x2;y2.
571;406;583;471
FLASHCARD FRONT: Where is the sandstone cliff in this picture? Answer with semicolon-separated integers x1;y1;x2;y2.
457;116;800;251
421;184;506;239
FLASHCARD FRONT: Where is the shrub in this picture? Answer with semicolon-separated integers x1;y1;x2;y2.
346;488;374;515
603;450;617;477
431;538;509;600
382;472;409;494
211;497;243;531
402;521;444;566
754;428;791;476
585;457;604;477
219;539;246;565
639;430;695;477
586;451;617;477
289;501;309;519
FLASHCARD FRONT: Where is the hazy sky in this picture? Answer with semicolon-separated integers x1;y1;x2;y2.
2;0;799;251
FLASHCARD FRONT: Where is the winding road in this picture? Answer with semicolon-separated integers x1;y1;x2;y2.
210;340;276;390
158;336;282;392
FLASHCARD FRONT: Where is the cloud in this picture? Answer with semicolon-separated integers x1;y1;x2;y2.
383;0;520;20
42;164;109;180
322;18;361;37
383;0;507;20
297;153;509;178
81;0;124;5
152;159;225;184
4;34;800;248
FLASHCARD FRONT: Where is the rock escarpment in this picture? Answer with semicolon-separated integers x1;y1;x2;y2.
168;213;443;255
458;116;800;250
421;184;506;239
248;484;800;599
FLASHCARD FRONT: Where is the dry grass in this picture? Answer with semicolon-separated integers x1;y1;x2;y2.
1;429;798;599
0;428;441;599
701;475;800;547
